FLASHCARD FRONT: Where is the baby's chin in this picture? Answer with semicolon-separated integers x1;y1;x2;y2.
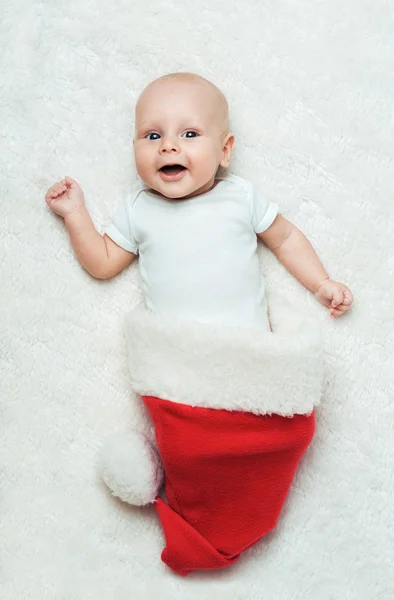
140;169;217;199
159;184;211;200
146;174;204;199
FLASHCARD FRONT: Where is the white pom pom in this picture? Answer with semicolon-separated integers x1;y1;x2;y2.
99;430;164;506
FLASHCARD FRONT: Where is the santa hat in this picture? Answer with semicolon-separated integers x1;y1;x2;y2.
100;294;323;576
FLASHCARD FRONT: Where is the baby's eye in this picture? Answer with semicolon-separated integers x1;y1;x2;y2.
146;132;161;140
182;131;198;138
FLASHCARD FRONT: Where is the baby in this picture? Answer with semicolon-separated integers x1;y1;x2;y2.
46;72;353;322
45;72;353;576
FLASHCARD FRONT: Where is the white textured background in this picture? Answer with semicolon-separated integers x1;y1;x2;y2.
1;1;393;598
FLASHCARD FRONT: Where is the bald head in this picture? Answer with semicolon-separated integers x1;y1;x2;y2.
135;72;230;138
133;72;235;198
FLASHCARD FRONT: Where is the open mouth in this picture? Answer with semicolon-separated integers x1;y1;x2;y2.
158;164;187;181
159;164;186;175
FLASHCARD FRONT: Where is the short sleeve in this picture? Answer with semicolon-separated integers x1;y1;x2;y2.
104;195;139;254
250;182;279;234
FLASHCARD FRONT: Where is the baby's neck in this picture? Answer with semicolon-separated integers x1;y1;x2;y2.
147;176;220;201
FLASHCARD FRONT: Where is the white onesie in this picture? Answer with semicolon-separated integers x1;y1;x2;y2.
105;174;278;326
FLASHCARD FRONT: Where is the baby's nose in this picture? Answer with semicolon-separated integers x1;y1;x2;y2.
159;137;180;153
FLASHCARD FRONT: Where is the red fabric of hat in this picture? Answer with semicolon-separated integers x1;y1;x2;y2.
143;395;315;576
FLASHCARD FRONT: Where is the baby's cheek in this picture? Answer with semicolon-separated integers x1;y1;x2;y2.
135;148;153;177
190;144;219;172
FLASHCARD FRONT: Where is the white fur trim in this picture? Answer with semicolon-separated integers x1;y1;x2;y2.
99;430;164;506
124;293;324;417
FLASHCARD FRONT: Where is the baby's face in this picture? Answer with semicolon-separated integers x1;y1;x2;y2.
133;80;233;199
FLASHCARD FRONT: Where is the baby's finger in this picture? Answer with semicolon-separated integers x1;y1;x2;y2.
45;194;56;206
47;186;64;200
331;289;344;308
330;304;350;317
65;176;77;187
336;303;351;313
343;289;353;305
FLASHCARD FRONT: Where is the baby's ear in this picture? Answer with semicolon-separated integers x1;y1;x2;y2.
220;133;235;168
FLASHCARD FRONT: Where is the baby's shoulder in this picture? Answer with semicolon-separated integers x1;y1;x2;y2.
217;173;255;197
122;183;150;211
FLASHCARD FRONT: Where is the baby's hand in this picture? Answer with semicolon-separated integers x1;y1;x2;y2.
314;279;353;318
45;176;85;218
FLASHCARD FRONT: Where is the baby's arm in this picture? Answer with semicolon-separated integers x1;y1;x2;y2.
45;177;136;279
258;216;353;318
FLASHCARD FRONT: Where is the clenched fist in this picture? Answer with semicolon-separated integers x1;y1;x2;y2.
314;278;353;318
45;176;85;218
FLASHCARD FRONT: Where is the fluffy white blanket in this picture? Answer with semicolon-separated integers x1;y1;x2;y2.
1;0;392;598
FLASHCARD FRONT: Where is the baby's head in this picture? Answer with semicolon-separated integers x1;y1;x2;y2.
133;73;234;199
